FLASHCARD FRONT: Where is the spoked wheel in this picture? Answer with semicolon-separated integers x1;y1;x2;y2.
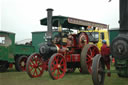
48;53;66;80
0;61;9;72
66;68;76;73
17;56;27;71
92;54;105;85
26;53;44;78
78;32;89;48
80;44;99;74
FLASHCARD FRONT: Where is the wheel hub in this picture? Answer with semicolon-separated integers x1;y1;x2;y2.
111;35;128;60
33;64;38;68
21;61;25;66
57;64;61;68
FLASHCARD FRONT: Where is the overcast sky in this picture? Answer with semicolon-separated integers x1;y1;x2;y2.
1;0;119;41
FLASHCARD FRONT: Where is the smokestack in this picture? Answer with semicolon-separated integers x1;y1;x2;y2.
46;8;53;45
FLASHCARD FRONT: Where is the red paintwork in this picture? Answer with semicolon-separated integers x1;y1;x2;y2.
55;33;89;63
71;54;80;62
66;54;80;62
27;32;99;79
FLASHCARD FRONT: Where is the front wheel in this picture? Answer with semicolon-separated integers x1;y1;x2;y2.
48;53;66;80
26;53;44;78
92;54;105;85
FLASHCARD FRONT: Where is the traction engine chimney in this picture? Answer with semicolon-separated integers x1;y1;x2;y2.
46;8;53;45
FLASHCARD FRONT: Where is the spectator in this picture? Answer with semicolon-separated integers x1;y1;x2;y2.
101;40;111;77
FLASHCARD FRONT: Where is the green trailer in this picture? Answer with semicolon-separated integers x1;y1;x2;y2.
0;30;58;72
0;31;35;72
14;44;35;71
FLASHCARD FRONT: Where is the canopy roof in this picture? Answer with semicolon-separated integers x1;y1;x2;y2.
40;16;108;30
0;31;15;34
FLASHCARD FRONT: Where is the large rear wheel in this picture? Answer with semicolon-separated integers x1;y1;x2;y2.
80;44;99;74
48;53;66;80
26;53;44;78
92;54;105;85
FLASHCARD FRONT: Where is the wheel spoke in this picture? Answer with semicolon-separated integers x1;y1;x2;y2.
60;67;64;72
92;47;96;53
89;48;92;54
38;61;44;68
60;59;63;64
58;69;61;75
86;59;92;63
30;59;35;65
52;69;56;75
51;65;56;71
87;61;92;71
38;67;42;72
55;57;59;64
87;54;92;59
57;69;59;78
60;63;65;66
51;61;56;66
35;69;38;76
89;49;92;56
91;49;95;57
34;57;38;65
33;69;36;76
37;57;42;64
89;48;93;57
29;67;34;72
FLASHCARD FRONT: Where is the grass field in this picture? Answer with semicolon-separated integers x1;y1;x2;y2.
0;68;128;85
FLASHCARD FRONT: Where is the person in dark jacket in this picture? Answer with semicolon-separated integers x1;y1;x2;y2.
101;40;111;77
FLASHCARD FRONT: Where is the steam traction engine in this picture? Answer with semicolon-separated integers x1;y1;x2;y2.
26;9;108;80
